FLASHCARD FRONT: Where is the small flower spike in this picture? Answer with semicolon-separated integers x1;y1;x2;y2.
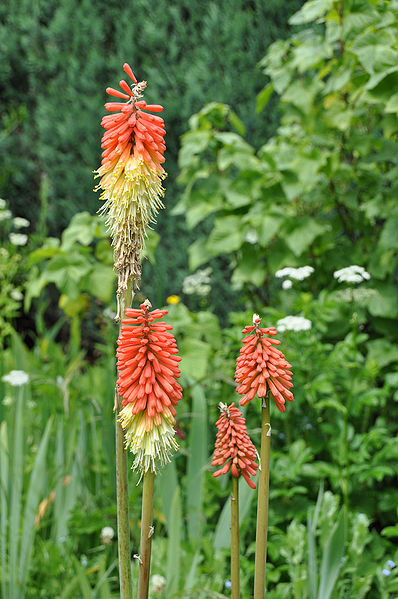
235;314;294;412
94;64;167;314
212;402;258;489
117;300;182;473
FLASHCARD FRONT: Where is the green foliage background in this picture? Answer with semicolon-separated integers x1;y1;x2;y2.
1;0;398;598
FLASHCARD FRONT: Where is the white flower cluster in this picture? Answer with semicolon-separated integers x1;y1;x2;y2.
9;233;28;246
182;267;212;296
244;229;258;245
276;266;314;281
277;315;312;332
2;370;30;386
333;265;371;284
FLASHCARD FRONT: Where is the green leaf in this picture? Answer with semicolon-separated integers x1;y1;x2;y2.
367;283;398;318
61;211;100;250
142;229;160;264
379;217;398;250
231;246;267;287
367;339;398;369
256;83;274;113
289;0;333;25
166;487;182;596
206;216;246;254
180;338;210;380
385;92;398;114
85;263;115;303
156;460;178;532
0;423;8;599
186;386;208;541
19;418;52;590
317;512;345;599
188;238;213;270
285;218;329;256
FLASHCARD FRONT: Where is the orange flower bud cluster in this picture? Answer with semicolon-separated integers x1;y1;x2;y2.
212;403;258;489
235;316;294;412
117;300;182;473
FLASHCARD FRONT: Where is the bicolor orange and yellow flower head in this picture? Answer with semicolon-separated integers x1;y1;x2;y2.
117;300;182;473
235;314;294;412
94;64;166;316
212;402;258;489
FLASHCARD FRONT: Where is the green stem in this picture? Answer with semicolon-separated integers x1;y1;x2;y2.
231;476;240;599
253;399;271;599
116;398;132;599
116;286;132;599
137;471;155;599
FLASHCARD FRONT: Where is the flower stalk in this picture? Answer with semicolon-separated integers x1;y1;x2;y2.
115;287;133;599
253;398;271;599
231;475;240;599
137;470;155;599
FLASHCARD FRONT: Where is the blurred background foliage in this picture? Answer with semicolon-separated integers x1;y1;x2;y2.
1;0;398;597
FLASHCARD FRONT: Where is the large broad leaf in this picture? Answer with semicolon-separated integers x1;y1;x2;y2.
61;211;100;250
188;238;213;270
289;0;333;25
285;218;329;256
180;337;210;380
85;263;115;303
367;283;398;318
206;216;246;254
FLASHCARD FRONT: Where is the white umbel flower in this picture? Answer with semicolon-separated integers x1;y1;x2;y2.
277;316;312;332
333;265;370;284
2;370;30;386
275;266;314;281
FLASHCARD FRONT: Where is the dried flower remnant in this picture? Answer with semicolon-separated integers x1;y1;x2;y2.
212;402;258;489
235;314;294;412
94;64;166;315
117;300;182;473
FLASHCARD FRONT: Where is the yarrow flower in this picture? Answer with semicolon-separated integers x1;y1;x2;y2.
2;370;30;386
276;315;312;332
235;314;294;412
117;300;182;473
333;265;370;284
211;402;258;489
94;64;166;315
275;266;314;281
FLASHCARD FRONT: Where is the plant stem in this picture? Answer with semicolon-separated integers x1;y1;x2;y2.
253;399;271;599
137;470;155;599
116;286;132;599
231;475;240;599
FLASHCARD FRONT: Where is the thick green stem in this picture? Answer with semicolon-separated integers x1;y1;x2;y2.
116;286;132;599
253;399;271;599
231;476;240;599
137;471;155;599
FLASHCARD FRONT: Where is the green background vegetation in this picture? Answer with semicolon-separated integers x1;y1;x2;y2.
1;0;398;597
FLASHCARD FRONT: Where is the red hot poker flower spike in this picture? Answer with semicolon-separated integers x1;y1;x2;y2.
117;300;182;431
235;314;294;412
211;402;258;489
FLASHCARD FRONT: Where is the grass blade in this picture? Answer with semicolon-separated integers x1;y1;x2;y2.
186;385;208;542
317;511;345;599
9;386;24;599
308;482;324;599
156;459;178;531
183;550;201;591
0;422;9;599
18;418;52;590
166;486;182;596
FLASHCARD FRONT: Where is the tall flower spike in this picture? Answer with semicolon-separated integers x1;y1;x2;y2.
235;314;294;411
117;300;182;474
212;402;258;489
94;64;167;317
